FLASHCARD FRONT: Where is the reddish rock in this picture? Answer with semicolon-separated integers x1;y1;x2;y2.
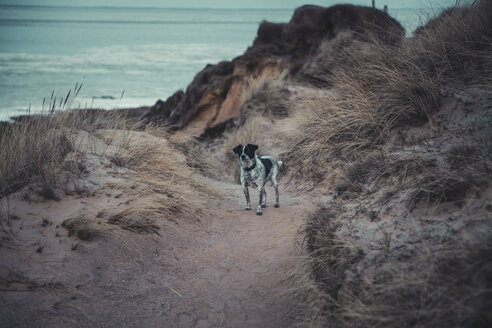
146;4;404;136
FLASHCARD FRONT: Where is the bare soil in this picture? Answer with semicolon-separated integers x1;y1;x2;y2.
0;170;322;327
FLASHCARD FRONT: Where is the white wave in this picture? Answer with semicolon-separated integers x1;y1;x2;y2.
0;96;158;121
0;44;246;74
72;96;157;110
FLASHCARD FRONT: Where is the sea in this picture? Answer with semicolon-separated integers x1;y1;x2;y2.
0;5;433;120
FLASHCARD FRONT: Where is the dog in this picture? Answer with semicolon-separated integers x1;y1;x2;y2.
232;144;282;215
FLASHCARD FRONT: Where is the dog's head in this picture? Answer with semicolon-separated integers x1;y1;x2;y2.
233;144;258;165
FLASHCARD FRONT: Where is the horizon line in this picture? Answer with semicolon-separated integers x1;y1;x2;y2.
0;4;426;11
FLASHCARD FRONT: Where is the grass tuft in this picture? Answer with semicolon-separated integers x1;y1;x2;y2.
103;209;160;235
62;216;107;241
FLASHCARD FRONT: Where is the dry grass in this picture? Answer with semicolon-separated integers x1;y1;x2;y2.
223;115;265;160
33;127;220;242
305;205;492;328
339;241;492;328
330;151;484;209
65;127;220;241
168;131;215;175
414;0;492;84
0;116;73;196
239;75;291;119
100;209;161;235
1;87;220;241
282;0;492;181
89;128;221;236
62;215;110;241
290;2;492;327
0;88;136;198
282;44;440;179
282;89;382;180
407;175;470;209
332;153;432;198
304;208;363;301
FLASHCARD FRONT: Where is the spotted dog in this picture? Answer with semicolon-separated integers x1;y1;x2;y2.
232;144;283;215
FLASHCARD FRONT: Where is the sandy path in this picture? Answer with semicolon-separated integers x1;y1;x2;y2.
122;178;318;327
154;180;316;327
1;178;320;327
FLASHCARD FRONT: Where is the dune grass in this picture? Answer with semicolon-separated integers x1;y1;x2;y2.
0;86;221;242
305;208;492;328
60;128;221;240
0;116;73;197
0;82;143;198
0;109;136;197
291;1;492;327
283;0;492;181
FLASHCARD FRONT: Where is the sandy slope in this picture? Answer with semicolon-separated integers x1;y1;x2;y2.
0;164;322;327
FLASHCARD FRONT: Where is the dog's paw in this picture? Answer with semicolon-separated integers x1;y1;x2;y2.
244;207;251;211
256;211;263;216
274;204;280;208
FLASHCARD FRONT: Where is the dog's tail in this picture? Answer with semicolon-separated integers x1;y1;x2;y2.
277;160;283;168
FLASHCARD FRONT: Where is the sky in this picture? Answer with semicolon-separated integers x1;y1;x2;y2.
0;0;463;9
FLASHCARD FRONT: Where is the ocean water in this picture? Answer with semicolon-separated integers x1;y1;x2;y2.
0;5;428;119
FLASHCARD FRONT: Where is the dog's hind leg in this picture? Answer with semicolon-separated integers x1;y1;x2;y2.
274;182;280;208
243;185;251;210
262;189;267;208
272;176;280;208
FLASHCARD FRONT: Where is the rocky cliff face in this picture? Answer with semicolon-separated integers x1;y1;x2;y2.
144;4;404;136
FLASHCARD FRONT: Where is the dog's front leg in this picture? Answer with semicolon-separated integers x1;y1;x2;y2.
273;181;280;208
243;184;251;210
256;186;264;215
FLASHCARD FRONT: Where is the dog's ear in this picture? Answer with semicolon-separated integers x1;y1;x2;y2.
233;144;243;154
247;144;259;153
